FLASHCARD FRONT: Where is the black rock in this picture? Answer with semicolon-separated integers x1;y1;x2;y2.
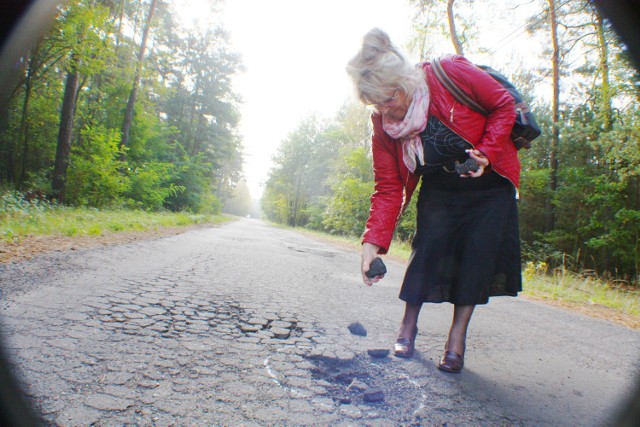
365;257;387;278
367;348;390;358
363;389;384;403
347;322;367;337
454;158;480;174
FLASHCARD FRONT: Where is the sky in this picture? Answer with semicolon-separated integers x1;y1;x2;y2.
175;0;540;200
220;0;415;199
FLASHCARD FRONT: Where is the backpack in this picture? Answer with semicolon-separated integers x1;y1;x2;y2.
431;57;541;150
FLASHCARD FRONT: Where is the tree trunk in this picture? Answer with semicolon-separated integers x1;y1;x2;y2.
292;172;302;227
594;10;612;131
187;73;201;155
114;0;126;47
545;0;560;233
0;113;11;183
120;0;157;156
446;0;464;55
12;39;50;187
52;56;80;201
16;57;34;188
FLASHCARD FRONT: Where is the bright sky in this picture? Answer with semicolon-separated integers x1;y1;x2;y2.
175;0;541;200
221;0;415;199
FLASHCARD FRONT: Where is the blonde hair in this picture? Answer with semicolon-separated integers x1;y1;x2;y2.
346;28;425;105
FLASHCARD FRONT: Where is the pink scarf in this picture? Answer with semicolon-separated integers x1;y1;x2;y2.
382;84;430;172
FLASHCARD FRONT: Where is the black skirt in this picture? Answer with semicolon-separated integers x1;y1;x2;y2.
399;169;522;306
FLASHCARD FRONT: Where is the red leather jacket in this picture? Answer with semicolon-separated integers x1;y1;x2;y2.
362;55;519;254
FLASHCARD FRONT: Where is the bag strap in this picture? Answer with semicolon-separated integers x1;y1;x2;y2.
431;57;488;116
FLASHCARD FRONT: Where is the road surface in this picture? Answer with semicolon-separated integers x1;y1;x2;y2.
0;218;638;425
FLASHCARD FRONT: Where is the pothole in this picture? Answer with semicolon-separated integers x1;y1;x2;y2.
306;353;424;417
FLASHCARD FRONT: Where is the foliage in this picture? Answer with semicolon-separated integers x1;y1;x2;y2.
262;115;334;227
125;161;184;211
65;125;127;207
395;196;418;243
322;147;373;236
1;190;55;225
0;0;243;214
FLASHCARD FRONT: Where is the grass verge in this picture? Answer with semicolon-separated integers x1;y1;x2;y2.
0;194;232;263
521;262;639;328
297;227;639;329
1;201;229;242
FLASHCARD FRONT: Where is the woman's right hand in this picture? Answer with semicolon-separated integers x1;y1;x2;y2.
361;242;382;286
462;149;490;178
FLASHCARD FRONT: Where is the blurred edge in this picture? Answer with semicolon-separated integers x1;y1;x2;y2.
0;0;638;426
590;2;640;424
1;2;58;425
0;0;61;108
592;0;640;69
0;332;42;426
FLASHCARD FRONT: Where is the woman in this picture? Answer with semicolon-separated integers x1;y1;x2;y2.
347;28;521;373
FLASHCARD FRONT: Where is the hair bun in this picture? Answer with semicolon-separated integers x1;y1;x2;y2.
361;28;393;61
347;27;423;106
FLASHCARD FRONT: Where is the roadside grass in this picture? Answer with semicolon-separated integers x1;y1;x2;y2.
297;227;640;328
521;262;640;321
0;193;229;242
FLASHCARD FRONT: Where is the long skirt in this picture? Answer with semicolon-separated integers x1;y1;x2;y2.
399;170;522;306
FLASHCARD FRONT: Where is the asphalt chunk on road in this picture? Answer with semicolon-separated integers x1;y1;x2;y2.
347;322;367;337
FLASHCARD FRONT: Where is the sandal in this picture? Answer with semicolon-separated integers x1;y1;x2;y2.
393;327;417;358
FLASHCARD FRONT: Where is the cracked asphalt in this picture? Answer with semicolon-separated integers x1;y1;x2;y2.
0;218;638;426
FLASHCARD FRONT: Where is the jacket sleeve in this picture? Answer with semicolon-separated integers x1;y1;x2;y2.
447;56;516;168
361;114;405;254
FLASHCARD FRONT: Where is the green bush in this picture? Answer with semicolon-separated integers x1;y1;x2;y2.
65;125;127;207
125;161;184;211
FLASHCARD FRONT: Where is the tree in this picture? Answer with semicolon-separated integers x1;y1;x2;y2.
593;7;613;131
158;21;243;212
15;49;36;187
410;0;476;59
263;117;319;226
10;35;67;188
51;1;113;200
1;0;244;213
51;55;80;200
224;180;252;217
120;0;157;156
546;0;560;232
446;0;464;55
322;147;373;236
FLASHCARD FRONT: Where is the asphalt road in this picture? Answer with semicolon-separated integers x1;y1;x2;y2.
0;218;638;426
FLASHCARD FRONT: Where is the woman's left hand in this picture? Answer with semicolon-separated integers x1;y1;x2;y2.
462;149;490;178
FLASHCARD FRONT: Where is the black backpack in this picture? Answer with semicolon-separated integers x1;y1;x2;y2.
432;57;541;150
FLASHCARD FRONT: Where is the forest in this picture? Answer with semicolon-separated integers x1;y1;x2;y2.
1;0;243;214
0;0;638;285
260;0;640;285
